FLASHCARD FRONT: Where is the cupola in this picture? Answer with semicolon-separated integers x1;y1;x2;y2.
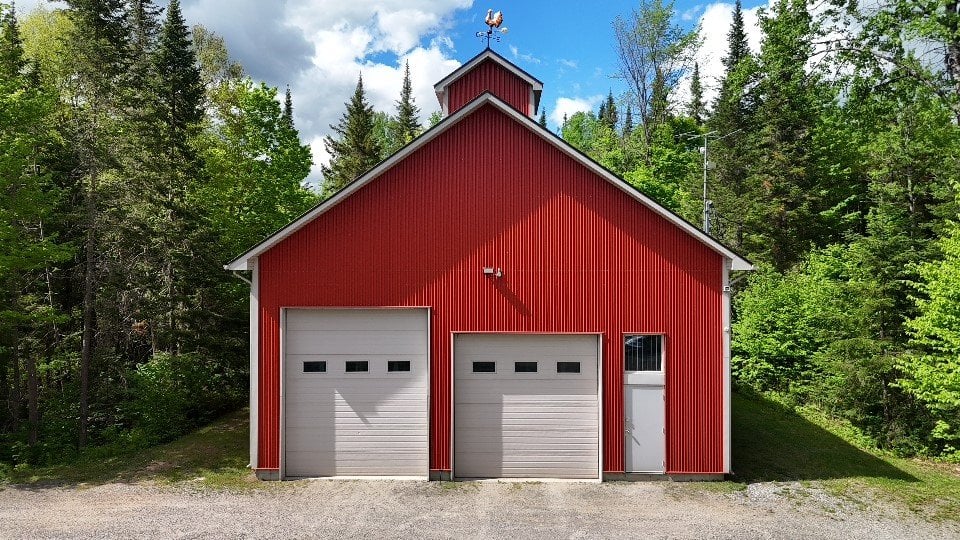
433;49;543;118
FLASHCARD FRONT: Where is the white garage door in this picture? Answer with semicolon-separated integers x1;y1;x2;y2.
454;334;600;479
283;309;429;478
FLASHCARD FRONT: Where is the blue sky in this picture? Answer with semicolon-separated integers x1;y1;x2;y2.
17;1;770;182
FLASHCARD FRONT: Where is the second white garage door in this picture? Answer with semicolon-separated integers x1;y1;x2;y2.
454;334;600;479
283;308;429;478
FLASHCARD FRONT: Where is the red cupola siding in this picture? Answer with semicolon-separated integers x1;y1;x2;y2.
434;49;542;117
226;49;751;481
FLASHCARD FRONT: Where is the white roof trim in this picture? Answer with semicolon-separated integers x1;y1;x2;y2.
433;49;543;94
433;49;543;113
225;93;753;272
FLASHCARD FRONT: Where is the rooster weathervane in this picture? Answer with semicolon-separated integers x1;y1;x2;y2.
477;9;507;48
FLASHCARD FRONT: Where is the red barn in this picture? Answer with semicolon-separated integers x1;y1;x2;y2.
226;49;752;481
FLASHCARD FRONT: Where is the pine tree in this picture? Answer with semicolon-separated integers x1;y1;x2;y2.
144;0;205;352
724;0;749;72
538;108;547;128
751;0;823;269
282;85;294;128
321;74;382;196
393;61;420;147
126;0;161;86
63;0;130;447
708;0;759;250
688;62;705;124
602;90;618;128
623;105;634;136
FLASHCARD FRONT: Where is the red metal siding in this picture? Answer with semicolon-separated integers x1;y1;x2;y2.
447;59;531;115
257;104;723;475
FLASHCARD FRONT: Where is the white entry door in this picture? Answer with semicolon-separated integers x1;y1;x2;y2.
624;384;665;472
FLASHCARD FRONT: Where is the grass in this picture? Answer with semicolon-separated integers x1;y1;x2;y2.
1;409;262;491
732;391;960;521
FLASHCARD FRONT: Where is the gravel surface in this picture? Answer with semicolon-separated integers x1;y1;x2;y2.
1;479;958;539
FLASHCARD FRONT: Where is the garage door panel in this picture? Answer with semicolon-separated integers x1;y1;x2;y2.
455;334;598;356
454;334;599;479
286;309;427;331
285;330;426;355
284;309;428;478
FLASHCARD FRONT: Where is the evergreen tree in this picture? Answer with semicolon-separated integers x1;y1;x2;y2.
751;0;823;270
538;108;547;128
282;85;294;128
688;61;705;124
601;90;618;128
125;0;161;87
708;0;759;250
392;60;420;147
321;74;382;197
623;105;634;136
63;0;130;447
141;0;205;352
724;0;749;72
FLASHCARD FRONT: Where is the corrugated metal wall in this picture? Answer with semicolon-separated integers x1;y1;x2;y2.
257;105;724;475
446;59;531;115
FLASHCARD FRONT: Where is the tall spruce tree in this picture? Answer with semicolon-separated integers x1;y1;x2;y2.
688;61;705;124
321;74;382;197
392;60;420;147
708;0;758;249
623;104;634;136
602;90;618;128
63;0;130;447
145;0;205;352
751;0;824;269
538;108;547;128
282;85;294;128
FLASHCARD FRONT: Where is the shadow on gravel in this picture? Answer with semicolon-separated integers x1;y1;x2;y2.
732;391;916;483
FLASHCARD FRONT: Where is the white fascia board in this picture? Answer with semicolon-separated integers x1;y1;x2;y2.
225;92;753;272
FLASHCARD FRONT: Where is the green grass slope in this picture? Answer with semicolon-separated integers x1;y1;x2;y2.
2;409;257;490
733;391;960;520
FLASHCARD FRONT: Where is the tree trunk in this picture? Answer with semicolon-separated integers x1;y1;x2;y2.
27;349;39;447
79;171;98;448
9;325;20;434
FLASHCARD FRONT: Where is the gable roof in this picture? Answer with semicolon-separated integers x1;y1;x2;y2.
433;48;543;114
225;93;753;272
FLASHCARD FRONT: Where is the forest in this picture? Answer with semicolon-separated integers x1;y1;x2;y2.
1;0;959;471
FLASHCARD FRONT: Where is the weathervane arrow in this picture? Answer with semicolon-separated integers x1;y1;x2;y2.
477;9;508;48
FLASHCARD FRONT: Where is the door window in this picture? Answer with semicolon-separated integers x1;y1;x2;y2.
624;335;663;371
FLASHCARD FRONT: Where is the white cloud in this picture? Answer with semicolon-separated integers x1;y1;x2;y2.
178;0;472;184
509;45;541;65
550;95;603;126
681;4;704;21
675;1;767;108
558;58;578;69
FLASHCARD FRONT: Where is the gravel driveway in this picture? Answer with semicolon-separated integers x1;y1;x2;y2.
2;479;957;539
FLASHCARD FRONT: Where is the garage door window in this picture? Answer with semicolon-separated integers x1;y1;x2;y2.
345;361;369;372
303;361;326;373
624;335;663;371
388;360;411;372
557;361;580;373
514;361;537;372
473;361;496;373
